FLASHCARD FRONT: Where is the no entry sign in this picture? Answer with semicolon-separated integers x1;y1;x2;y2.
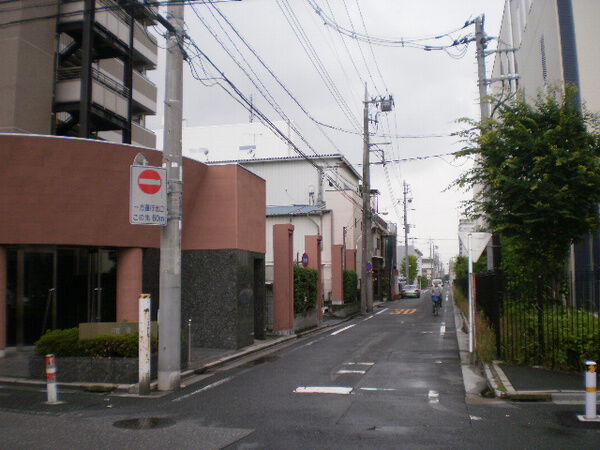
138;169;162;194
130;165;167;226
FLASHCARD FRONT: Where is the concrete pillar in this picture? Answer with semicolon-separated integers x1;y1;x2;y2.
305;235;323;322
345;249;357;272
331;244;344;305
273;224;295;334
0;246;6;357
116;248;143;322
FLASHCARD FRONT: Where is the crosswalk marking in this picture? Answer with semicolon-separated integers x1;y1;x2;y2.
391;308;417;315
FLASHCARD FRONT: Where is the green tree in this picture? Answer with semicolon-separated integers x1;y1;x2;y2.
455;87;600;294
400;255;418;282
453;252;488;280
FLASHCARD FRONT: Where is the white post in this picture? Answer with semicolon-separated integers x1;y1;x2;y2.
44;354;60;404
584;361;597;420
467;233;474;356
187;318;192;364
139;294;151;395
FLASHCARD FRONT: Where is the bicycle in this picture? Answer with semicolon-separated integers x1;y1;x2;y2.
431;294;442;316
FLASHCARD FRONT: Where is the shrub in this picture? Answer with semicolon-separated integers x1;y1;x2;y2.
35;328;157;358
35;328;80;357
294;265;318;314
343;270;358;303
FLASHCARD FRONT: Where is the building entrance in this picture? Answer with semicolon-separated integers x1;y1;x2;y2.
6;246;116;347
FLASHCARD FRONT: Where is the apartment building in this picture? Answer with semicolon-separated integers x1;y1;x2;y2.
0;0;157;147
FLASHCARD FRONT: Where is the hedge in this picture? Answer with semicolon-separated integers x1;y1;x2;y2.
343;270;358;303
35;328;158;358
294;265;318;314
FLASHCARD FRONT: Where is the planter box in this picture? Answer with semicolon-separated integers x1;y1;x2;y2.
295;309;318;331
29;355;158;384
330;302;359;318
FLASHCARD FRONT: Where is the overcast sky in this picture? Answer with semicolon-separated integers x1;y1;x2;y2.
148;0;506;268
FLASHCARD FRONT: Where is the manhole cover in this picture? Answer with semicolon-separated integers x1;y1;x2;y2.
113;417;176;430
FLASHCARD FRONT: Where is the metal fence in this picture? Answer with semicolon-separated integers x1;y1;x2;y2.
455;271;600;370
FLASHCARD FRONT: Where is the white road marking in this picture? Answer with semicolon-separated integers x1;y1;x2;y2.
440;322;446;335
172;376;233;402
374;308;389;315
359;387;398;392
363;315;374;321
294;386;352;395
345;362;375;366
330;324;356;336
470;415;483;421
428;389;440;404
337;369;366;374
303;337;324;347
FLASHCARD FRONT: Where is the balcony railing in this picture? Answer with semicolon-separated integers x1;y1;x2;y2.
57;67;130;98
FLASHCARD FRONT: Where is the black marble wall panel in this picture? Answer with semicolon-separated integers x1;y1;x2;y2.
143;248;265;350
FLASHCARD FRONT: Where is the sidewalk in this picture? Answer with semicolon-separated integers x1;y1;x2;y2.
0;311;361;393
485;360;594;403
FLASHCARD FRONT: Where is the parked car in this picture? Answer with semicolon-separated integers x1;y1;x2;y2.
401;284;420;298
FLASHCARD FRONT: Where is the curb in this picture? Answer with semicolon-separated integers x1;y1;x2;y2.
0;305;374;396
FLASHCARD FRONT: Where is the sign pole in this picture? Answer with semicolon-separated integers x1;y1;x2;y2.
468;233;474;358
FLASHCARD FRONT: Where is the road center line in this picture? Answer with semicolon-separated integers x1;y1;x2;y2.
345;362;375;366
294;386;352;395
330;324;356;336
337;369;366;374
172;376;233;402
360;387;397;391
374;308;389;315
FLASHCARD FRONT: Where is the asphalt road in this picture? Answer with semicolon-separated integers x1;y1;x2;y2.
1;287;599;449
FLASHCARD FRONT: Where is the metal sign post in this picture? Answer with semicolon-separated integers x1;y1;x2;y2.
138;294;151;395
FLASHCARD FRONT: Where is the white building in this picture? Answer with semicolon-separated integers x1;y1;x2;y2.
209;154;363;302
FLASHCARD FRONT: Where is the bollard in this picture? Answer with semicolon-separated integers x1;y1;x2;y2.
44;354;60;404
187;318;192;364
138;294;151;395
577;360;599;422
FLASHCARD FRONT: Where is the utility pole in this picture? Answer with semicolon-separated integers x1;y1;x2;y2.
158;2;184;392
360;83;372;314
360;87;394;314
475;15;497;272
402;181;410;284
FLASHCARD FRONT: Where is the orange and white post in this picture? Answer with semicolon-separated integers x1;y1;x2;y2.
578;360;599;422
44;354;60;404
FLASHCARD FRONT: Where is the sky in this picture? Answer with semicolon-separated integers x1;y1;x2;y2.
147;0;506;269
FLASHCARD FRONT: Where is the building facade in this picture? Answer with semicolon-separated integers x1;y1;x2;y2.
0;0;157;147
0;134;266;353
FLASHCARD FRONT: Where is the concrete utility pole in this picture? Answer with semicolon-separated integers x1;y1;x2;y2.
158;2;184;392
475;15;490;121
403;181;410;283
475;15;496;272
361;83;372;314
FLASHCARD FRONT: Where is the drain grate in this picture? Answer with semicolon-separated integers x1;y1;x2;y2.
113;417;176;430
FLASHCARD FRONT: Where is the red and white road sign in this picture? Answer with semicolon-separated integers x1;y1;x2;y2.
138;169;163;194
130;165;167;226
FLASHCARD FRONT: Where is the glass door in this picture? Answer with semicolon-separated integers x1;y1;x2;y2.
15;248;57;347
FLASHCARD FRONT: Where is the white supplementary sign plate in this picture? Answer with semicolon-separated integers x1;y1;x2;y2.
130;165;167;226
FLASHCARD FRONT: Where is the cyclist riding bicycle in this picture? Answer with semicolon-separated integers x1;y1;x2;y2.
431;282;443;313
